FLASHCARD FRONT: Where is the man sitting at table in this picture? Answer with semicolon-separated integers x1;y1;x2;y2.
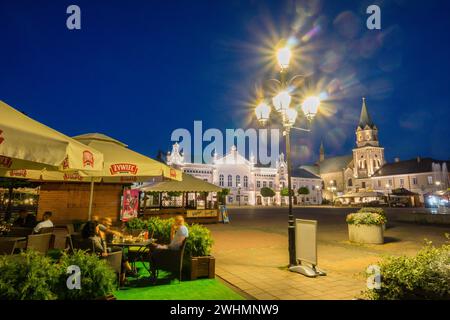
33;211;54;233
13;209;36;228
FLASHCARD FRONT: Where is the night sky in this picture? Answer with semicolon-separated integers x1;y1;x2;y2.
1;0;449;167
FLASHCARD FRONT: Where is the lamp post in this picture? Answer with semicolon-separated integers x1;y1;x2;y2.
254;44;320;267
385;183;391;207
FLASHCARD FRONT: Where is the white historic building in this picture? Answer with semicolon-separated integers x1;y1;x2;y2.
166;143;322;206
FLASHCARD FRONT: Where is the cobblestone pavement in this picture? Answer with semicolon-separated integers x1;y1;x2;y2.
208;207;450;300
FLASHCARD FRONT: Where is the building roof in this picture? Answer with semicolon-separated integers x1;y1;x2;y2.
291;168;321;180
372;158;450;177
300;165;320;175
358;98;375;129
318;155;353;174
139;173;222;193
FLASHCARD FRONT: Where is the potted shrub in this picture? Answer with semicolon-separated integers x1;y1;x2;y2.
56;250;116;300
364;239;450;300
125;217;148;236
185;224;215;280
346;212;386;244
358;207;387;230
0;250;60;300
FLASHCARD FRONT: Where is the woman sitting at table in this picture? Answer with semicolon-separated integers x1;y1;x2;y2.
81;221;135;283
150;215;189;264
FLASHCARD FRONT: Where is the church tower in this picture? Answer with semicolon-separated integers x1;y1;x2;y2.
319;141;325;162
353;98;385;179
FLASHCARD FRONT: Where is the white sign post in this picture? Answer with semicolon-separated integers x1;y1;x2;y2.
289;219;326;277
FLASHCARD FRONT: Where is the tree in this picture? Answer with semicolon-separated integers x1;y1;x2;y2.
298;187;310;195
280;188;294;197
218;188;230;205
260;187;275;198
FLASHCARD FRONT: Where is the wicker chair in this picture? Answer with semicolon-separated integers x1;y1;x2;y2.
26;233;54;254
101;250;123;289
37;227;55;234
149;239;187;284
52;227;70;250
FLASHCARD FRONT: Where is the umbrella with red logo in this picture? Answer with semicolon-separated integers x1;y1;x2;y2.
0;101;104;174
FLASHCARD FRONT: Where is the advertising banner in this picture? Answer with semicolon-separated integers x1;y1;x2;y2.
120;188;139;221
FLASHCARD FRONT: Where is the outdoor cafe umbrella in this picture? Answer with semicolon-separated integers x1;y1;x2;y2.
72;133;182;220
0;100;104;172
0;100;104;218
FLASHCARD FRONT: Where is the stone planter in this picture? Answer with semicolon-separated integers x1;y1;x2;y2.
189;256;215;280
348;224;384;244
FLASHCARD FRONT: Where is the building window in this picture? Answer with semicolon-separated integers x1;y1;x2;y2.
263;181;267;188
244;196;248;202
236;175;241;187
362;182;366;189
389;179;393;186
228;196;233;203
243;176;248;188
400;179;404;187
269;181;273;188
348;179;353;187
228;175;232;187
412;177;418;185
257;181;261;188
377;180;381;188
219;174;224;186
427;176;433;185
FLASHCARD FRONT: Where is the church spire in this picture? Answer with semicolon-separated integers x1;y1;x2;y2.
319;141;325;162
358;97;375;129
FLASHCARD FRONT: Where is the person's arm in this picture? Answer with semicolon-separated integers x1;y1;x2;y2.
33;222;42;233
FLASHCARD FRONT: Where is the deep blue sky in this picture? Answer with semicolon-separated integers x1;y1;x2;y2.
1;0;449;167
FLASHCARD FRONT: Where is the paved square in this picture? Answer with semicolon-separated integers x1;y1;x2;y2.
208;207;449;300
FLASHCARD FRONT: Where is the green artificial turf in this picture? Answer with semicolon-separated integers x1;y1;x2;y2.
114;262;245;300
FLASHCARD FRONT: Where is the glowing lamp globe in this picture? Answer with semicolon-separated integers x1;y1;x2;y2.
301;96;320;120
255;102;271;125
272;91;291;112
277;47;292;69
285;108;298;126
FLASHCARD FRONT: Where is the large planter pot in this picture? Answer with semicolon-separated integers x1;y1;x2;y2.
348;224;384;244
189;256;215;280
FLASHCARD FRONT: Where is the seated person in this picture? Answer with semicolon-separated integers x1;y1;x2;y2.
99;217;122;243
81;221;135;283
33;211;54;233
150;215;189;263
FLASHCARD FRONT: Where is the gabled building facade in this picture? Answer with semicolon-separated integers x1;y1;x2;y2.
167;144;322;206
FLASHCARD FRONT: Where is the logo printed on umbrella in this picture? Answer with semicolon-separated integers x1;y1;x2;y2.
0;130;4;145
170;168;177;178
110;163;138;175
63;172;83;181
82;150;94;168
9;170;27;178
0;156;12;168
62;156;69;169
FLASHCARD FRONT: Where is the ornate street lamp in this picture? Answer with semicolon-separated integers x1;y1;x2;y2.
254;43;320;267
